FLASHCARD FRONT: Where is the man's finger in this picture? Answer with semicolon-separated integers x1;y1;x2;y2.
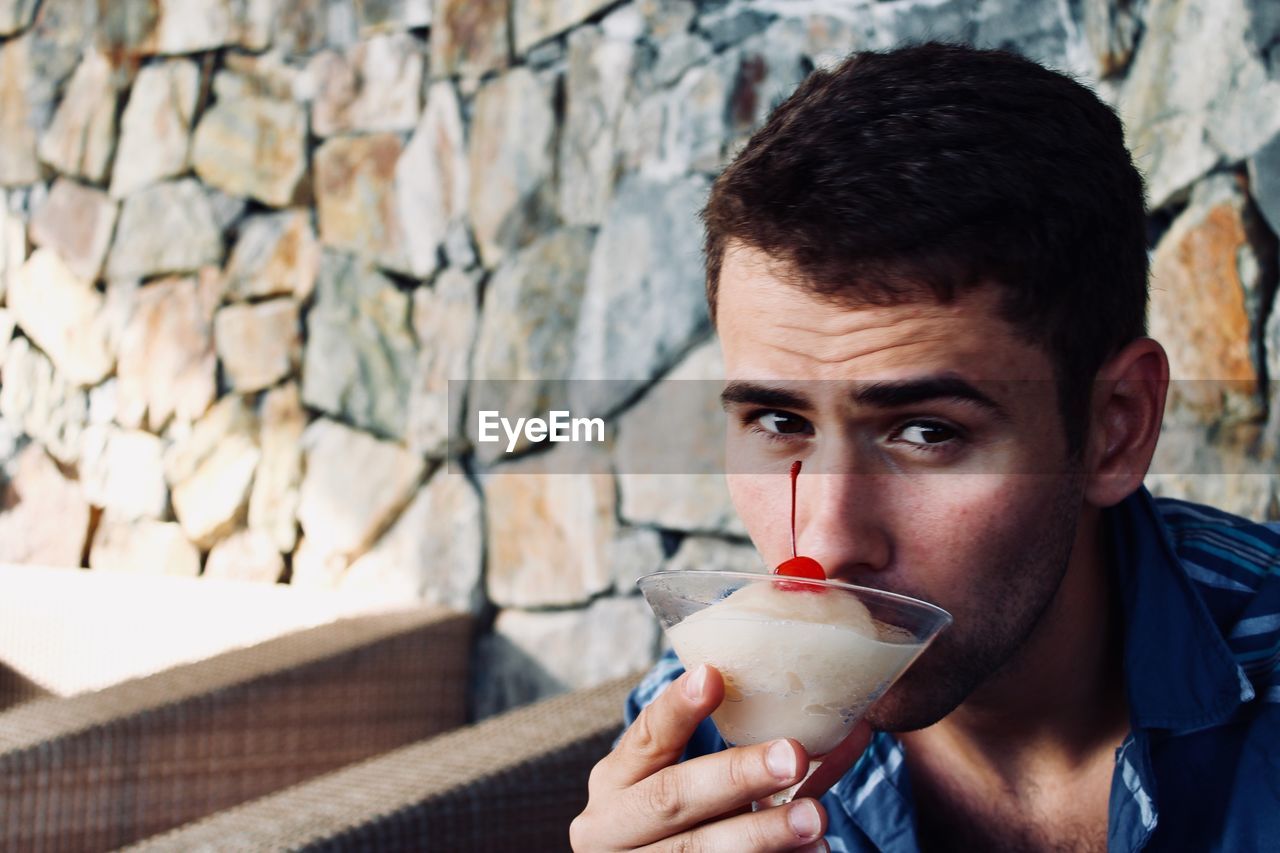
793;720;872;801
620;739;809;845
636;797;829;853
599;664;725;789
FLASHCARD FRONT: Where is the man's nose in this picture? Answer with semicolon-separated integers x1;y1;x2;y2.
797;467;892;580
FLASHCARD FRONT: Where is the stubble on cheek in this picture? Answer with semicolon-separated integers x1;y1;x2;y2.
863;475;1085;733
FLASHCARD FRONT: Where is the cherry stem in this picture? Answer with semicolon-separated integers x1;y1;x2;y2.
789;460;801;560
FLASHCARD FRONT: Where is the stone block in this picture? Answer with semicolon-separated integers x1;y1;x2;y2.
106;179;222;280
0;444;91;566
248;382;305;553
163;392;257;487
0;205;23;302
407;267;480;458
224;210;320;302
431;0;510;78
115;276;217;432
1121;0;1280;209
664;534;763;574
297;418;426;561
395;81;468;280
29;179;118;281
513;0;616;54
0;336;87;464
344;468;484;612
8;249;114;386
0;35;40;187
214;299;301;392
191;92;308;208
302;252;417;439
614;338;744;535
467;67;556;266
1149;174;1267;419
483;447;615;608
309;32;424;136
37;48;117;183
572;174;710;412
315;133;428;277
110;59;199;198
78;425;168;520
469;228;594;459
171;434;261;549
357;0;431;32
609;526;667;594
89;518;201;577
558;26;634;226
0;0;37;35
204;528;285;583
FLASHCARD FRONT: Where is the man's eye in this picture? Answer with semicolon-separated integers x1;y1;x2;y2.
894;421;959;446
753;411;812;436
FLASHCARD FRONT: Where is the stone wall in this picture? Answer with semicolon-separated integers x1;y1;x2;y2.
0;0;1278;717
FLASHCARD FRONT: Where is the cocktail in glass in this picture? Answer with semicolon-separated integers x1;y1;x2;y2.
637;569;952;807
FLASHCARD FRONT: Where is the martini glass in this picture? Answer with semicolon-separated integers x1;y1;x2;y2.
637;569;952;807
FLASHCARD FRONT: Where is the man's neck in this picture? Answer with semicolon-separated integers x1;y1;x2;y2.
901;504;1130;785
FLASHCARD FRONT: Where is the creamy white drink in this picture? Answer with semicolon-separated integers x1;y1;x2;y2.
667;580;924;756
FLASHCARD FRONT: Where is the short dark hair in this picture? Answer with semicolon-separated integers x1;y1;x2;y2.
703;41;1149;453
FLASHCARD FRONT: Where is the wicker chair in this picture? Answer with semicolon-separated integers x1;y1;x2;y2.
128;673;640;852
0;607;472;852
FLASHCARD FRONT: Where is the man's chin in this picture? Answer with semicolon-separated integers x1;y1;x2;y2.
862;660;973;733
863;693;955;733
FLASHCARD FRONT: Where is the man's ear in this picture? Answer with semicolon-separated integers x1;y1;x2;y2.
1082;337;1170;508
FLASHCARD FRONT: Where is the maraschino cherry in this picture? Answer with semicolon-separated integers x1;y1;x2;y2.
774;460;825;591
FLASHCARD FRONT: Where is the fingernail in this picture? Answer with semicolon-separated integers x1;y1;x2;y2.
684;665;707;702
767;739;798;779
796;840;828;853
787;799;822;839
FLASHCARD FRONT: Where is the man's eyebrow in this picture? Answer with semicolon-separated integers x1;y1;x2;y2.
851;376;1007;417
718;376;1009;417
720;381;814;412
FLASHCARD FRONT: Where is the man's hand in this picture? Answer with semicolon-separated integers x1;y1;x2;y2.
570;664;871;852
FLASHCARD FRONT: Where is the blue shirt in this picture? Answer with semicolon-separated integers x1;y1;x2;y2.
623;487;1280;851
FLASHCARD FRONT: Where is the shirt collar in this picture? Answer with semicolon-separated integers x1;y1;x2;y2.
1109;485;1250;733
825;732;920;853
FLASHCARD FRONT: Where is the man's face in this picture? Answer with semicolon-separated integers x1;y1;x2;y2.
716;244;1087;732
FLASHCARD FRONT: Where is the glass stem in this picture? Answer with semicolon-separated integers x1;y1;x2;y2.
754;759;822;810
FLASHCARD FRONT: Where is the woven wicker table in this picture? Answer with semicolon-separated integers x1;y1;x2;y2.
0;607;471;852
130;673;640;852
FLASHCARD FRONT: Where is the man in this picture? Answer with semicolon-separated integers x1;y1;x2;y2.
569;42;1280;852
